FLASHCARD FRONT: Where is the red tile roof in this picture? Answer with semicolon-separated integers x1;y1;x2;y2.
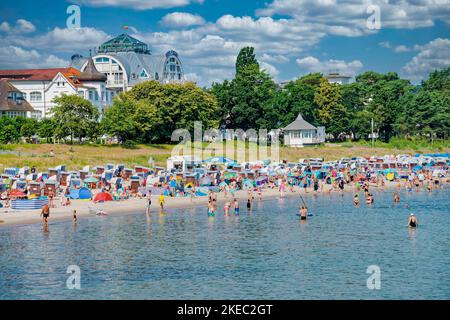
0;67;81;81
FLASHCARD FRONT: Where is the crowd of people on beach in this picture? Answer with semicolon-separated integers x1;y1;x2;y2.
1;154;447;231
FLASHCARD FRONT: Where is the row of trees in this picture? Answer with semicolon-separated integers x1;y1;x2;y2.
212;47;449;142
0;47;448;145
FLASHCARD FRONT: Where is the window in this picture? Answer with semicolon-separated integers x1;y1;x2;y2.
140;69;149;78
30;91;42;102
95;91;99;101
88;91;94;101
155;73;159;80
96;57;110;63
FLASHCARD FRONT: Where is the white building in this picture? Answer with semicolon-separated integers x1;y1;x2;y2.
70;34;185;93
283;114;326;147
0;57;114;119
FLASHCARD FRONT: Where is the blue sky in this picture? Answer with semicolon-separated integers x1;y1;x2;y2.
0;0;449;86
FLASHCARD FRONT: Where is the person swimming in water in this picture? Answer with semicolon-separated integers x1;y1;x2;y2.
408;213;418;228
353;194;360;207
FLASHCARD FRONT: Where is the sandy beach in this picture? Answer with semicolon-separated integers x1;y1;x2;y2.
0;181;400;227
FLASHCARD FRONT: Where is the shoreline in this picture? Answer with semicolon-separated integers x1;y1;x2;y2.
0;182;400;228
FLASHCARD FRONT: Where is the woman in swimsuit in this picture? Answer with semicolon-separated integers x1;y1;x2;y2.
408;214;418;228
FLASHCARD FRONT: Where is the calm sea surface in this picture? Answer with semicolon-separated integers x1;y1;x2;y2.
1;187;449;300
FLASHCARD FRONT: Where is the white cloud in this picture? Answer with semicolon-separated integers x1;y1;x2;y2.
10;27;110;52
74;0;204;10
0;45;68;69
260;61;280;78
16;19;36;33
401;38;450;82
260;53;289;64
0;22;11;32
257;0;450;35
160;12;205;27
296;56;363;76
0;19;36;34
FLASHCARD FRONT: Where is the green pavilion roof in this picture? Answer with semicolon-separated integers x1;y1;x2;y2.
97;34;151;54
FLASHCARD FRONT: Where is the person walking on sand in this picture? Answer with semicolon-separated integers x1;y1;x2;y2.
159;193;165;210
41;204;50;224
48;189;55;208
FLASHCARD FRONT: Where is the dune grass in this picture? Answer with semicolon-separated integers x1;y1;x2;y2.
1;139;448;172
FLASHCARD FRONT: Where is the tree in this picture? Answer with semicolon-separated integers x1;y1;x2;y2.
0;117;19;143
314;78;348;140
272;73;323;128
235;47;259;75
20;118;38;142
38;118;56;143
212;47;277;131
102;81;220;143
421;67;450;92
52;94;100;143
101;97;138;143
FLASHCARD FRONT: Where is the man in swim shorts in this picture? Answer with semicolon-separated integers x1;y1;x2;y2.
41;204;50;224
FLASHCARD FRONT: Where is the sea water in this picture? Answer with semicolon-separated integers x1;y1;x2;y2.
0;187;449;299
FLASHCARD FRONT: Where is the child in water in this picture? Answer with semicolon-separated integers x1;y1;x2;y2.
233;199;240;216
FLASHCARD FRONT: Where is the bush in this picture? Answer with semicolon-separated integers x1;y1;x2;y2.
123;140;138;149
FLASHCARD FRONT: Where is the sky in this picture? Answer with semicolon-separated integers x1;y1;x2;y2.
0;0;449;87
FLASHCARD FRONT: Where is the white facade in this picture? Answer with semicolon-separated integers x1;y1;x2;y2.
284;129;325;147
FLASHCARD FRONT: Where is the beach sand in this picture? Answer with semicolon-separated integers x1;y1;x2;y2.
0;181;401;228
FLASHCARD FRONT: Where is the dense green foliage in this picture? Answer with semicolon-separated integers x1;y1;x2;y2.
102;81;220;143
212;48;449;142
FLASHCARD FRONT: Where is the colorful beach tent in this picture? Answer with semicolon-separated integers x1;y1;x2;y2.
78;187;92;200
10;189;27;197
94;192;113;202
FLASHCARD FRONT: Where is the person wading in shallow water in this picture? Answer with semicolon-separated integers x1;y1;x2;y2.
299;206;308;220
408;214;418;228
41;204;50;224
353;194;360;207
394;193;400;204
